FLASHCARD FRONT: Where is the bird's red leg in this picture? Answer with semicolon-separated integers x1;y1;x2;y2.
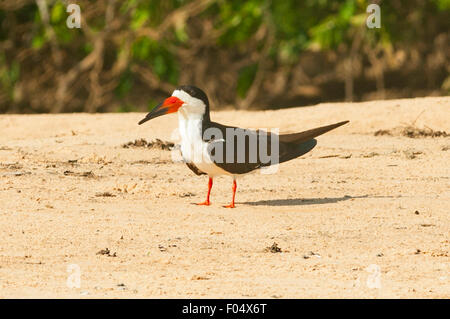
197;177;213;206
224;179;237;208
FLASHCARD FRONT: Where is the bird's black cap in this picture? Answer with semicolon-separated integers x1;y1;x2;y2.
176;85;210;107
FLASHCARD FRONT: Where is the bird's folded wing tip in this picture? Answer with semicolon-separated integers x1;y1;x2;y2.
336;120;350;127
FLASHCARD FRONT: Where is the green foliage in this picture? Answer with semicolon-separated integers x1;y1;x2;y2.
237;64;258;98
434;0;450;10
132;37;179;84
0;0;448;112
50;2;65;23
49;2;74;44
131;8;150;30
0;55;20;100
216;0;263;46
115;70;134;98
116;103;138;112
310;0;363;49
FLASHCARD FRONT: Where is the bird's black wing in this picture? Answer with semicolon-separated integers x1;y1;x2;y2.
202;120;348;175
203;122;278;175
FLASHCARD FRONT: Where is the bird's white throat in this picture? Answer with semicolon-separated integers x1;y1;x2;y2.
173;85;203;161
174;90;230;177
174;88;207;165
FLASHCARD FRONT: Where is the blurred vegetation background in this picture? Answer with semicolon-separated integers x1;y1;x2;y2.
0;0;449;113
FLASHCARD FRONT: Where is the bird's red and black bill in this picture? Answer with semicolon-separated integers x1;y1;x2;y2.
138;96;183;125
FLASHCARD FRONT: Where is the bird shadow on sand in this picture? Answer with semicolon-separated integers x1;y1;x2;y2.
241;194;370;207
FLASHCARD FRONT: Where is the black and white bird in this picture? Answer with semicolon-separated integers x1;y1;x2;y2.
139;85;348;208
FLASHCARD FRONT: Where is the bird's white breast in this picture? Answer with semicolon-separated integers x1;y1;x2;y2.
177;109;230;177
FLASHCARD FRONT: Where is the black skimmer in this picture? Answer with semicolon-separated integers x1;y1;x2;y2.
138;85;348;208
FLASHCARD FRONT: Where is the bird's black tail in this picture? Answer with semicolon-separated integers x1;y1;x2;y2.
278;138;317;164
276;120;348;164
279;120;349;144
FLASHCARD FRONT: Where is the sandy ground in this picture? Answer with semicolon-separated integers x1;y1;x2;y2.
0;96;449;298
